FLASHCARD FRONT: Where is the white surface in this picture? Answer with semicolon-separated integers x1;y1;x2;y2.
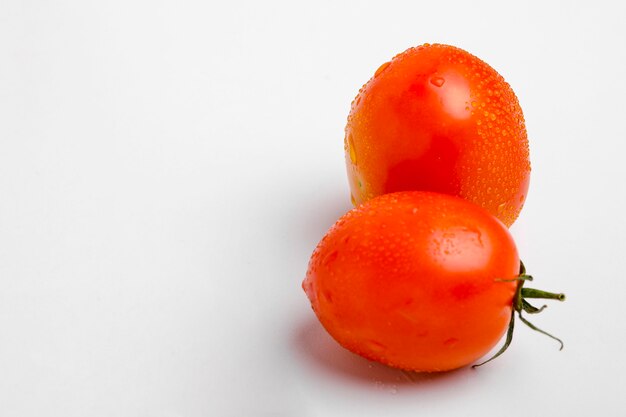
1;1;625;416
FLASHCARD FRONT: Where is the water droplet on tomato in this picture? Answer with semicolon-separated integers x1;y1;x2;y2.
302;280;312;296
444;337;459;346
374;61;391;77
323;250;338;267
366;340;387;352
348;134;357;164
430;76;445;87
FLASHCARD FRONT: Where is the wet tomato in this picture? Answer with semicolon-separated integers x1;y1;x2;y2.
303;191;520;372
345;43;530;227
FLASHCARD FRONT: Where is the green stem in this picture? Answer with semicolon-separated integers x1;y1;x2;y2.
473;261;565;368
472;309;515;368
522;299;547;314
518;314;564;351
522;287;566;301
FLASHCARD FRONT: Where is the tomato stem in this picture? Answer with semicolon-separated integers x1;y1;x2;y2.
518;314;564;351
472;309;516;368
472;261;565;368
521;287;566;301
521;299;546;314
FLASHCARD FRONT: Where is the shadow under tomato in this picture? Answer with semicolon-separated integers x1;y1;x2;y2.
291;315;471;389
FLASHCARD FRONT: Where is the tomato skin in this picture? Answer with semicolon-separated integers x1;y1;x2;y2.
345;43;530;227
303;192;519;372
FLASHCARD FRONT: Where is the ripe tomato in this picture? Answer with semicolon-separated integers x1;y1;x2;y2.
345;43;530;227
302;191;519;372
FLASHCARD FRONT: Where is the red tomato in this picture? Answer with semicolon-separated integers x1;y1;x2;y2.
345;43;530;227
302;191;519;372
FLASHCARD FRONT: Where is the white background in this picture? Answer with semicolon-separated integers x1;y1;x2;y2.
1;1;625;416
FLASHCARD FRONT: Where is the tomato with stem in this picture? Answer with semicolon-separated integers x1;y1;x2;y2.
303;192;563;372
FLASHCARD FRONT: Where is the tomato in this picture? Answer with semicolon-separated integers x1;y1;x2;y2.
345;43;530;227
302;191;519;372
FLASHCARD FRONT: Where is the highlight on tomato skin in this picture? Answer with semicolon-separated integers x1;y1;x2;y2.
345;43;530;227
302;191;520;372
